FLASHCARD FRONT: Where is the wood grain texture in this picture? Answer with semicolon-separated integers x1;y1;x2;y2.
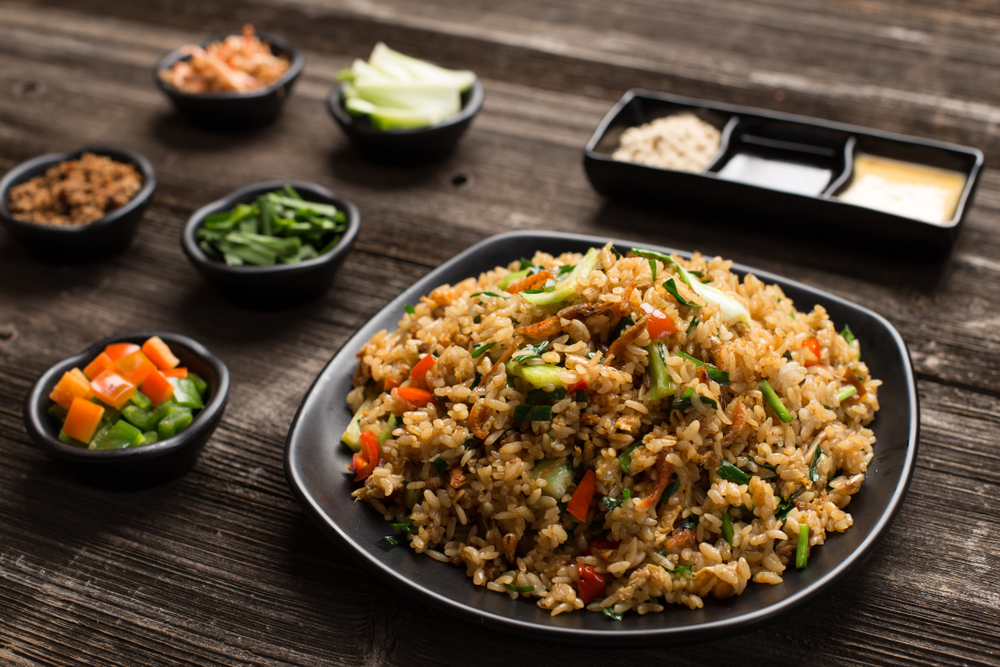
1;1;999;665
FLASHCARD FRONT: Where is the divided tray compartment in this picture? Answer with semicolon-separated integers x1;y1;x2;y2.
584;89;984;259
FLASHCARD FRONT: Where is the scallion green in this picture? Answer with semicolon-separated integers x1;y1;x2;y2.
796;524;809;569
759;379;794;423
722;511;734;546
717;460;750;485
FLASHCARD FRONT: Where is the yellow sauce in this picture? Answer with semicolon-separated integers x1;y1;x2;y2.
838;154;967;225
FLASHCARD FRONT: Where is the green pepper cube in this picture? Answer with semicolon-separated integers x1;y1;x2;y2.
140;431;159;446
47;403;69;427
122;405;158;432
188;372;208;397
87;421;115;449
129;390;153;410
93;420;145;450
58;432;88;448
158;409;193;439
169;377;204;410
149;400;184;424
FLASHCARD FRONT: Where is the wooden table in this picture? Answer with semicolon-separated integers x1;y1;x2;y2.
2;1;998;665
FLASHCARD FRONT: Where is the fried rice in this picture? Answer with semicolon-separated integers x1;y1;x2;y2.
344;243;880;616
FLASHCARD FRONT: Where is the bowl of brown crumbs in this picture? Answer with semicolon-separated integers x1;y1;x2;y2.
0;146;156;263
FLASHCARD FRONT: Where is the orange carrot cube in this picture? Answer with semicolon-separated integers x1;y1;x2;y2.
105;342;140;362
90;370;136;409
142;336;180;371
141;370;175;408
49;368;94;410
83;352;115;381
62;396;104;443
115;350;157;386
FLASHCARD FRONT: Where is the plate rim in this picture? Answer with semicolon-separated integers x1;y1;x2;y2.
284;229;919;644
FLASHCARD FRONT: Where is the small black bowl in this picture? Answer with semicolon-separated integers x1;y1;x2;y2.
181;180;360;309
0;146;156;263
155;30;305;130
327;78;484;165
24;332;230;490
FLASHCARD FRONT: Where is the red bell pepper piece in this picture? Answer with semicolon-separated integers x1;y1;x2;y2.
640;303;679;339
104;342;140;362
141;370;175;408
802;338;821;367
577;563;607;604
352;430;381;481
567;469;596;522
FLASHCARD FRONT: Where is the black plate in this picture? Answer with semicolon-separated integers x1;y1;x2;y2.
584;89;984;259
284;230;918;646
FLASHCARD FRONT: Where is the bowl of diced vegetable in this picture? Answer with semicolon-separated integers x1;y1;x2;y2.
181;181;360;309
327;43;483;165
24;332;230;489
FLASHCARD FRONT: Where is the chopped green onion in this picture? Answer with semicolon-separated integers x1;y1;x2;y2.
521;247;600;306
519;258;534;270
837;386;858;402
623;489;631;500
783;351;794;362
633;248;751;326
432;457;448;475
504;584;535;593
525;387;567;404
610;315;635;342
663;278;700;308
575;390;588;403
679;514;699;531
645;342;675;402
676;351;730;386
759;379;794;423
717;460;750;485
390;520;414;533
512;341;550;364
376;536;401;551
602;496;623;510
775;488;804;521
618;442;642;473
841;324;856;345
470;291;507;299
471;342;496;359
405;304;415;315
667;565;692;577
557;263;576;276
808;444;824;483
663;473;680;498
686;317;699;334
603;607;623;621
649;258;657;282
473;315;481;324
796;524;809;569
722;512;734;546
671;387;695;411
513;404;552;421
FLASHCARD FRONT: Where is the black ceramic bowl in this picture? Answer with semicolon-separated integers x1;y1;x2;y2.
285;230;919;645
0;146;156;263
181;180;361;309
24;332;230;490
155;30;305;130
327;78;484;165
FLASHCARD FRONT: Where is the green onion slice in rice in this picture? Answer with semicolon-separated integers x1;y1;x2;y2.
722;511;734;546
796;524;810;569
837;385;858;403
663;278;700;308
603;607;624;621
618;442;642;473
841;324;856;345
520;247;600;306
471;341;496;359
645;342;676;402
676;351;730;386
513;404;552;421
759;379;795;423
717;460;751;485
808;443;824;483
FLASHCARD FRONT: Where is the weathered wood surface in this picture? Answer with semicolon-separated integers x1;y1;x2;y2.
1;1;999;665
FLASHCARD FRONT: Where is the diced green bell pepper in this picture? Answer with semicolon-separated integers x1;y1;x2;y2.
58;432;88;448
93;420;145;450
129;390;153;410
122;405;158;432
158;409;193;439
47;403;68;427
149;400;185;424
140;431;159;446
86;420;115;450
188;372;208;397
169;377;204;410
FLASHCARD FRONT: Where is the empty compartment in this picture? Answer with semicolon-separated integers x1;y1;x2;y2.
709;119;851;196
590;95;735;174
832;137;977;226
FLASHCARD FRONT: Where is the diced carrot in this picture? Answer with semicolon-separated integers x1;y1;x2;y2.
105;342;141;362
410;354;436;381
567;469;596;522
83;352;115;381
62;396;104;443
49;368;94;410
162;367;188;379
142;336;180;371
115;350;157;386
641;303;679;339
141;370;175;408
395;386;434;405
90;370;136;409
383;377;399;391
802;338;821;367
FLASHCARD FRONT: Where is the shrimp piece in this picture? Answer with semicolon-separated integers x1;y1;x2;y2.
514;317;563;339
605;314;650;364
721;400;746;445
449;466;466;489
633;454;672;511
507;270;554;295
662;527;697;550
468;401;490;440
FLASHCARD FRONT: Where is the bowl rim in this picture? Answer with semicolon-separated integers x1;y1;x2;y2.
181;180;361;275
154;29;305;100
284;229;920;645
327;77;484;136
0;145;157;234
24;331;230;462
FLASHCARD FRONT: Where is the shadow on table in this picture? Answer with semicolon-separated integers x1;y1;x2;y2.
177;282;317;342
325;144;467;191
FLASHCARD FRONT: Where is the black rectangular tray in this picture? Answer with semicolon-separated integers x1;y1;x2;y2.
583;89;984;259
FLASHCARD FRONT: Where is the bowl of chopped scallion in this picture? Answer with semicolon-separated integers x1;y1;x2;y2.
181;181;360;309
